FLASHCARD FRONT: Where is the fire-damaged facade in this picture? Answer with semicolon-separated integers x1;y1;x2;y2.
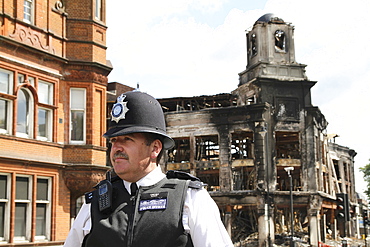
158;14;358;247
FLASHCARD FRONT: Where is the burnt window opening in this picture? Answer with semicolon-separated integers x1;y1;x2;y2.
168;138;190;163
321;140;326;165
231;132;254;191
276;98;299;120
276;166;301;191
343;162;348;182
233;166;255;191
315;135;324;163
251;33;257;57
194;135;219;191
323;172;329;194
274;30;286;52
315;135;319;161
276;132;300;159
333;160;341;180
231;132;254;160
246;95;256;105
198;169;219;191
195;135;219;161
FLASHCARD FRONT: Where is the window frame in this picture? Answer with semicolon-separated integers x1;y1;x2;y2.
0;68;14;95
70;88;86;144
250;33;257;57
0;174;11;243
37;79;54;142
38;80;53;105
37;107;52;141
0;98;12;135
14;175;32;242
274;29;286;53
95;0;102;20
16;87;34;139
35;177;52;241
23;0;34;24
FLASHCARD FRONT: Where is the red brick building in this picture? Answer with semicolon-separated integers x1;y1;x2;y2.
0;0;111;245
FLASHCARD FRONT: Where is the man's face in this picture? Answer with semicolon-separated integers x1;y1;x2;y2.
109;133;161;182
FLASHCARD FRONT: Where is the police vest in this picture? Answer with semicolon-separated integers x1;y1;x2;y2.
82;172;202;247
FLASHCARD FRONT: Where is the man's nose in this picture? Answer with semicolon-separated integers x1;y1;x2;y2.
111;141;124;151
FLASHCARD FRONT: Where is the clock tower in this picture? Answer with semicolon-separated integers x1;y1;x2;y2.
239;13;308;86
235;13;315;114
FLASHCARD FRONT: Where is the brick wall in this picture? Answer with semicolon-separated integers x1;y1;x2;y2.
0;0;111;244
0;136;63;164
55;173;72;241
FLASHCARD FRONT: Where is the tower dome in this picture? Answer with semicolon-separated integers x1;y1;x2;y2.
255;13;285;25
238;13;308;86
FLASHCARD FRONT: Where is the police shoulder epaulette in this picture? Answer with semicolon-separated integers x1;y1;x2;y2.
188;180;204;189
166;170;206;189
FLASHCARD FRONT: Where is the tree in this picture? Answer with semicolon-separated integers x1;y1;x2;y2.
360;160;370;199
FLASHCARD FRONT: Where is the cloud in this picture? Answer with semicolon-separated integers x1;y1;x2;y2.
107;1;265;98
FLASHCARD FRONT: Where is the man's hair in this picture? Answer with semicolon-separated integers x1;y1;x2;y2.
143;132;165;164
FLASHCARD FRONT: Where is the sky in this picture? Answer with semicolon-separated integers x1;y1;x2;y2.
106;0;370;195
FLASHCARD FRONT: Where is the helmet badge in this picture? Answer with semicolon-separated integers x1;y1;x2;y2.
111;94;129;123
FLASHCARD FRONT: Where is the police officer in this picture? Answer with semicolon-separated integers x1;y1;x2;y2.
63;91;233;247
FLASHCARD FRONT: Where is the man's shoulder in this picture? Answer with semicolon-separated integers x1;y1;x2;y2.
165;170;205;189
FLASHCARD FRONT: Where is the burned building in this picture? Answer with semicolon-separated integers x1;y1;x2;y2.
158;14;358;247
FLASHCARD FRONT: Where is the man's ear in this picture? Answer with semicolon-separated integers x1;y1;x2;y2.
150;139;163;159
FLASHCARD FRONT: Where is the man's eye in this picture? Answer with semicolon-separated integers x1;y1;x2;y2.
109;138;117;143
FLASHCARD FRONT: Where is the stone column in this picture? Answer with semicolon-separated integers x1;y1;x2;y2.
309;210;319;247
224;205;233;237
308;195;322;247
219;126;232;191
257;198;268;247
257;197;275;247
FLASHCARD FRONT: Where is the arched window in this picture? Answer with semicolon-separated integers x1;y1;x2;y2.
251;33;257;57
274;30;286;52
16;88;34;138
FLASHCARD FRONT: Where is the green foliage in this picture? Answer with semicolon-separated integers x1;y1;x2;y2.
360;160;370;199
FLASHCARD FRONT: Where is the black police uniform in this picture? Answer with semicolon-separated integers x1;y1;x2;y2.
82;172;202;247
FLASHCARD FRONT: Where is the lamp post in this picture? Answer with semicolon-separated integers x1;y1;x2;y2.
259;124;272;246
285;166;294;247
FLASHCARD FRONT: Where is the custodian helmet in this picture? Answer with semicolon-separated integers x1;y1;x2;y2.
103;91;175;150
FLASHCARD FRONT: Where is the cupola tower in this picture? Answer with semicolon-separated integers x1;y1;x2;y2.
239;13;308;85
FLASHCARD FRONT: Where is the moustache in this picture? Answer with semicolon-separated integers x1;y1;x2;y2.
112;151;129;161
